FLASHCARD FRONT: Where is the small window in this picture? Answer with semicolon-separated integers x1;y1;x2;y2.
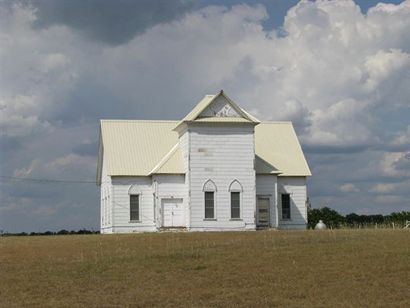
204;191;214;219
231;192;240;218
130;195;139;221
282;194;291;220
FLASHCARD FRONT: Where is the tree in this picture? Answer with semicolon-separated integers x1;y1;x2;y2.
308;207;345;229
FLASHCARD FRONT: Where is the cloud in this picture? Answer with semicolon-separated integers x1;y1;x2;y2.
72;141;99;157
27;0;196;45
2;0;410;231
381;152;410;177
369;183;397;194
339;183;360;193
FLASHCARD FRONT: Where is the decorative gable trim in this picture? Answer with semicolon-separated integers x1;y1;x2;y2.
173;90;260;131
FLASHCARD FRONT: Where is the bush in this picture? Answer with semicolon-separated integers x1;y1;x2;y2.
308;207;345;229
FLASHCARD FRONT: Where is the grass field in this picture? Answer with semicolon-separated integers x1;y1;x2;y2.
1;229;409;307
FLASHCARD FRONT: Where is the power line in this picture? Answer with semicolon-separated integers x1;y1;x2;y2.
0;175;96;184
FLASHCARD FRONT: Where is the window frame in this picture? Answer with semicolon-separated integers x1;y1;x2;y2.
230;191;241;220
228;180;243;220
129;194;140;222
281;193;291;220
204;191;215;220
203;180;217;220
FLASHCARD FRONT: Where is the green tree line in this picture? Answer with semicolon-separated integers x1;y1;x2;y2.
308;207;410;229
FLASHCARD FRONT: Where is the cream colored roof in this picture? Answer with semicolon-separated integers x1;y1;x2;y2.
149;144;184;174
98;120;311;179
100;120;182;176
255;122;311;176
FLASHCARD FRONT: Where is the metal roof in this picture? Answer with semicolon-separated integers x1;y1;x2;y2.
98;120;311;179
255;122;311;176
100;120;181;177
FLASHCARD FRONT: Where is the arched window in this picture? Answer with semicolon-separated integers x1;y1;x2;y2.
203;180;217;219
228;180;243;192
229;180;242;219
203;179;217;192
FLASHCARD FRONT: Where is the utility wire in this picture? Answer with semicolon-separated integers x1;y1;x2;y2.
0;175;96;184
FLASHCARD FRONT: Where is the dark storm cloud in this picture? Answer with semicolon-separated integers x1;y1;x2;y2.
28;0;196;45
0;136;23;153
72;141;98;157
302;143;371;155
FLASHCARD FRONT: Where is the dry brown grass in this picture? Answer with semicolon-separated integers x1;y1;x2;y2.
1;229;409;307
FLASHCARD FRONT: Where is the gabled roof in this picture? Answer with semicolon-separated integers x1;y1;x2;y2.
96;91;311;184
97;121;311;182
255;122;311;177
173;91;260;131
149;144;184;174
99;120;182;178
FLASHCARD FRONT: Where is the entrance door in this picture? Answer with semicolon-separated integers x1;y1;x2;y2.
257;197;270;227
162;198;184;227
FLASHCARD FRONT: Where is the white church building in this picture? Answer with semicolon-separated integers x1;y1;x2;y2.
96;91;311;233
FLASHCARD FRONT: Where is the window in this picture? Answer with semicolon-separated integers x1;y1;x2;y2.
282;194;291;220
203;179;217;219
204;192;215;219
231;192;240;219
130;195;139;221
229;180;242;219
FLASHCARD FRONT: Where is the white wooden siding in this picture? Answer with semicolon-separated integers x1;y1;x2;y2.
110;176;156;233
256;175;278;227
153;175;187;228
277;176;307;229
100;150;113;234
178;131;191;228
188;125;256;230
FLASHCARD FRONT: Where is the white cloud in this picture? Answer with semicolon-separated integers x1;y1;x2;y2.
392;125;410;148
381;152;410;177
339;183;360;193
2;0;410;231
369;183;396;194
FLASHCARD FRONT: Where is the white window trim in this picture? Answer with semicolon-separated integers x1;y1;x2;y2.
229;180;243;220
203;179;217;220
129;194;141;222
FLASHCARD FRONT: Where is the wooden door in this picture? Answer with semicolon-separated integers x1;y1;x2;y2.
257;197;270;227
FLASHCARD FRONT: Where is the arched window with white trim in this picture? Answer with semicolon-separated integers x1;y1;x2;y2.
229;180;242;219
203;180;217;219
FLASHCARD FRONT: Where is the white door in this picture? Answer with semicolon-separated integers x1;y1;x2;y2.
257;197;270;227
161;198;184;227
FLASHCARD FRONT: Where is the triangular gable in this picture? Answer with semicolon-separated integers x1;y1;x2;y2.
198;94;242;118
173;90;259;131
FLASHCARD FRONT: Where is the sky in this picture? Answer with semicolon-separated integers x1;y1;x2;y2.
1;0;410;232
